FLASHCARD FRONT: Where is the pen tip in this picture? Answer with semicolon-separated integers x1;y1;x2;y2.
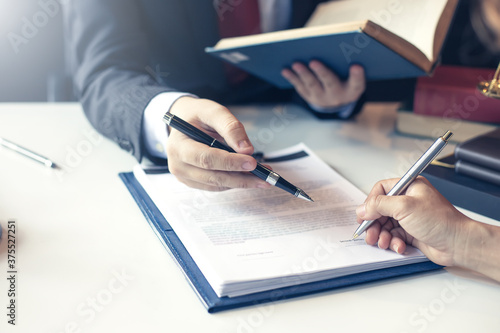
352;233;359;240
297;190;314;202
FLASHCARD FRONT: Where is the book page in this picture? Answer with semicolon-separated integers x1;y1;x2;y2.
134;143;427;297
307;0;450;61
210;20;365;50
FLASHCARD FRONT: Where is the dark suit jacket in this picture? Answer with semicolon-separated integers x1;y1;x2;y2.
65;0;498;162
64;0;326;161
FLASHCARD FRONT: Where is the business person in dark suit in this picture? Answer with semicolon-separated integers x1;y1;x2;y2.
64;0;366;191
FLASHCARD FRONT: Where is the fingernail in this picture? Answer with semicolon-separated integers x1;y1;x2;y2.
292;63;303;72
351;66;363;76
356;204;366;218
242;161;254;171
239;140;250;149
393;244;400;254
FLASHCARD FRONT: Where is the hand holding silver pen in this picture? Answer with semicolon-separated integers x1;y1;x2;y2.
0;137;59;169
352;131;453;239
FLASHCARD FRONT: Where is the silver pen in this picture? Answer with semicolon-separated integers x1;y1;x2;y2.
0;137;59;169
352;130;453;239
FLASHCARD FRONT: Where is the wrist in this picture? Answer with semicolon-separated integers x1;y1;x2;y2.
142;92;198;159
169;96;200;116
454;217;491;271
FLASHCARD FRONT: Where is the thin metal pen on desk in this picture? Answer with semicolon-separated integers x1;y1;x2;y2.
163;112;313;202
0;137;59;169
352;130;453;239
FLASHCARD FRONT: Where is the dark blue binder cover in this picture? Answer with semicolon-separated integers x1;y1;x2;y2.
119;172;443;313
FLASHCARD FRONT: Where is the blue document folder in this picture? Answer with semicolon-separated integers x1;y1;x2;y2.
119;171;443;313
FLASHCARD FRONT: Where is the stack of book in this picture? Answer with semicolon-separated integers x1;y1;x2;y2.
396;65;500;143
395;109;497;143
454;129;500;186
413;66;500;123
422;130;500;221
413;66;500;219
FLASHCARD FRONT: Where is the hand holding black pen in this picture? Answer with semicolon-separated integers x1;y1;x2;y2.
163;112;313;202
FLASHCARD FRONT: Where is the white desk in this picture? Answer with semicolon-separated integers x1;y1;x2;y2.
0;102;499;333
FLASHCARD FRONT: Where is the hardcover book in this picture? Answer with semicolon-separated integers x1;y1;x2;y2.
395;108;498;143
450;129;500;186
206;0;458;88
413;66;500;123
455;159;500;186
423;155;500;221
455;129;500;171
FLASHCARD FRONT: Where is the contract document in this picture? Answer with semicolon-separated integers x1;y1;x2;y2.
134;143;429;297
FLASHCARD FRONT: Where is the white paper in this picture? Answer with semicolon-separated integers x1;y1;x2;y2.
307;0;450;61
134;143;427;297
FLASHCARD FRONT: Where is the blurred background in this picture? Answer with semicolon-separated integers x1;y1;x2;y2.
0;0;72;102
0;0;496;103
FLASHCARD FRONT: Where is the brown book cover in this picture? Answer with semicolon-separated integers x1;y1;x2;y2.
413;66;500;123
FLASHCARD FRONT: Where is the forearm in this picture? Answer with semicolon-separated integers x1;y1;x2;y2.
64;0;173;161
79;71;171;161
456;218;500;282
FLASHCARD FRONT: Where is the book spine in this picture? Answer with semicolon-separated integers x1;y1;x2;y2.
455;159;500;186
455;144;500;172
413;83;500;124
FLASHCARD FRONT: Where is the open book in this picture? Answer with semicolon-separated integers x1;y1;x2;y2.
206;0;458;88
126;143;437;305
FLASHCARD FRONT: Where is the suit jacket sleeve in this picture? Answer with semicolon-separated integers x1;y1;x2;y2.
64;0;173;161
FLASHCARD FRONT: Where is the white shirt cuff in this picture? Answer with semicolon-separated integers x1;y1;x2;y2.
143;92;197;159
309;101;357;119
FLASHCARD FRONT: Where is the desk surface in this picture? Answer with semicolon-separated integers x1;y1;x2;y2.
0;102;499;333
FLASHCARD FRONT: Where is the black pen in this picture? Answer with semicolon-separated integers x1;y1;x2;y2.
163;112;313;202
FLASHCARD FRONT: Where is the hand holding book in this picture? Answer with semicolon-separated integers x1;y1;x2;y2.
281;61;365;110
206;0;459;87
